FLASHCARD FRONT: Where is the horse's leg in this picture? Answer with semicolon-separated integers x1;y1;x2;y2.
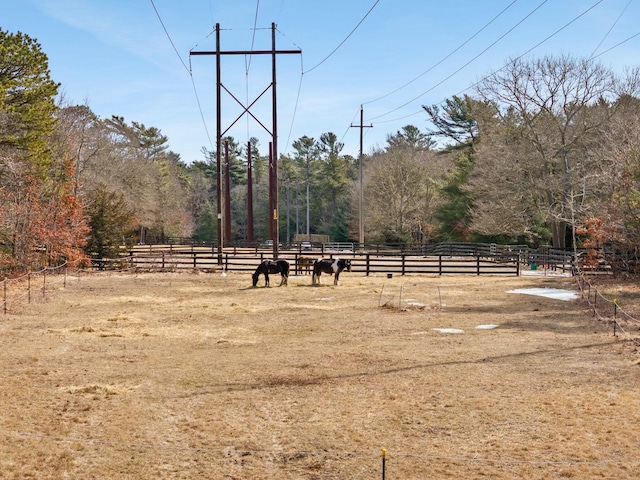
279;264;289;286
264;272;270;287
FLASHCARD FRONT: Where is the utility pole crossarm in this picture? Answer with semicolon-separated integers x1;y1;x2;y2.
190;49;301;56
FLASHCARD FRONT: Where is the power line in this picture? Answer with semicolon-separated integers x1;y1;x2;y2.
150;0;190;74
363;0;519;106
283;53;306;154
303;0;380;74
245;1;262;145
370;0;606;127
593;30;640;59
245;0;261;74
149;0;214;152
368;0;550;122
589;0;632;59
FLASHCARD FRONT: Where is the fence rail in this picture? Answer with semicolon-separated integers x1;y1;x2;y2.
91;250;522;276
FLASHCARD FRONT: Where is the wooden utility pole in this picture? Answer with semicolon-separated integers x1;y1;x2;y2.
190;23;300;261
247;141;254;243
350;105;372;249
224;140;231;245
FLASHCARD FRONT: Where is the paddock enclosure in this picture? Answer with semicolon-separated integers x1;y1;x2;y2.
2;271;639;479
103;242;550;276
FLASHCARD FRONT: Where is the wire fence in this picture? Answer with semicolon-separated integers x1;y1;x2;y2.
1;263;75;315
574;272;640;346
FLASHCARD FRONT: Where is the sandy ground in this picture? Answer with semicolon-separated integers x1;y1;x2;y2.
1;270;639;479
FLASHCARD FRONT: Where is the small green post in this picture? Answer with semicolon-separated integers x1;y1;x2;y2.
381;448;386;480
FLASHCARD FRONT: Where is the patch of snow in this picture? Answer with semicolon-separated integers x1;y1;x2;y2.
433;328;464;334
506;287;578;301
476;324;499;330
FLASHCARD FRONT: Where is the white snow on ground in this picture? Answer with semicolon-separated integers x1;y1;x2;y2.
432;328;465;334
506;287;578;301
426;288;577;336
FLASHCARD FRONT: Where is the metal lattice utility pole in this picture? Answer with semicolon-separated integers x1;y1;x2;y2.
190;23;300;261
350;105;372;249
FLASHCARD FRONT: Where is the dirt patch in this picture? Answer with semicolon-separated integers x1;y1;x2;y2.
1;271;639;479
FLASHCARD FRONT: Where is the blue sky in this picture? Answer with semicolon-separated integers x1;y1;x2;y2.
3;0;639;163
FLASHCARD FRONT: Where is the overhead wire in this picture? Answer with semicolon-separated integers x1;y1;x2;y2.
369;0;606;126
281;1;380;152
150;0;190;74
363;0;519;106
245;0;260;74
150;0;214;152
282;49;306;154
368;0;550;123
303;0;380;75
593;29;640;58
589;0;632;59
245;0;262;146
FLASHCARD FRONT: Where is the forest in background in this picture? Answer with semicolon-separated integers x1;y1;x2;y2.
2;28;640;273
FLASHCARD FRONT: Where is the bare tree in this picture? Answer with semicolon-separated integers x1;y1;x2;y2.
364;137;444;245
473;55;617;248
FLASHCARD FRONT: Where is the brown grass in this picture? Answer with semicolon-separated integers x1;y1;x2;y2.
1;270;640;479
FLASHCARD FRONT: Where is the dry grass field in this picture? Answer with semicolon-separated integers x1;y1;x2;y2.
1;269;639;479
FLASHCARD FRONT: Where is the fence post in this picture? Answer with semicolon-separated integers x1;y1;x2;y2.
193;253;197;269
401;254;406;276
43;269;46;299
476;255;481;275
3;277;6;314
438;255;442;275
381;448;386;480
366;253;370;276
28;273;31;304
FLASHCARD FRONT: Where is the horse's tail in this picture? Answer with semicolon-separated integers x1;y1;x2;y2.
279;260;290;277
278;260;290;286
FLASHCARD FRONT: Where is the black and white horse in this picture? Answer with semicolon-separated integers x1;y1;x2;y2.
312;258;352;285
252;259;290;287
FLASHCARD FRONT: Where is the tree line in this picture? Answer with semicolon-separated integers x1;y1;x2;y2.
2;28;640;273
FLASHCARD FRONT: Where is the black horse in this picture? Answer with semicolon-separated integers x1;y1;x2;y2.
252;259;290;287
312;258;352;285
